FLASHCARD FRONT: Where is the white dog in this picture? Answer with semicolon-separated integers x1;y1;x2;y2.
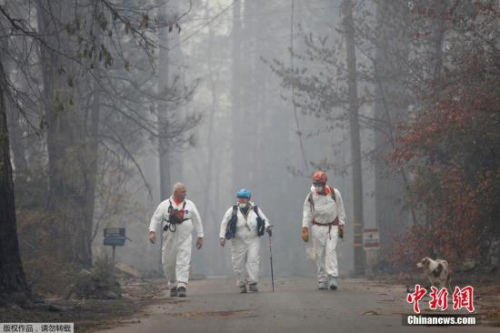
417;257;451;290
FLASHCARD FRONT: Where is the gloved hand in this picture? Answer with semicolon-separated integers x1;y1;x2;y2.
301;227;309;243
149;231;156;244
266;226;273;237
196;237;203;249
338;225;345;239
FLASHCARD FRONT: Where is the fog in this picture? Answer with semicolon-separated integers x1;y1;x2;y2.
96;0;387;279
7;0;495;291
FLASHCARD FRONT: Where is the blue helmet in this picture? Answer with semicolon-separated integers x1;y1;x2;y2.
236;188;251;199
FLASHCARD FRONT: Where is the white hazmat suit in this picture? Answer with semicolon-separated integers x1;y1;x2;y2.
219;203;270;288
302;186;346;288
149;198;203;288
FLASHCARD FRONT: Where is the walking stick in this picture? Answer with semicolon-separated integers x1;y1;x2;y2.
268;232;275;292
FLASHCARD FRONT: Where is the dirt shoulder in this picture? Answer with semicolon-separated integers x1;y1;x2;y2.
0;278;172;333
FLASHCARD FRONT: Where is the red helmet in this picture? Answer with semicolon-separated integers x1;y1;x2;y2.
312;170;327;184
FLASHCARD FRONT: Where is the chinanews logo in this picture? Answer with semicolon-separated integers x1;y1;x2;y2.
403;285;478;326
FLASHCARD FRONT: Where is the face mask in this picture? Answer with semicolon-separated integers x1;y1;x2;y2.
238;202;248;209
314;185;324;193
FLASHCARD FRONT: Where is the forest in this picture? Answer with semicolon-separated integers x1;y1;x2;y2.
1;0;499;305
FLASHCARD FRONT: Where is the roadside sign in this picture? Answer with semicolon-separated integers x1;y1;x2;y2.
103;228;126;246
363;228;379;250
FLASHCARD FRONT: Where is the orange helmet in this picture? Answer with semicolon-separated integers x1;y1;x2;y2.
312;170;327;184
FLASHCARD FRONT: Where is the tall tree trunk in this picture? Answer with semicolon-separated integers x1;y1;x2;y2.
5;99;29;183
232;0;260;191
158;1;184;201
431;1;447;97
0;57;30;302
202;3;218;224
39;0;73;259
342;0;365;275
78;7;103;265
231;0;242;193
38;0;91;266
0;3;29;186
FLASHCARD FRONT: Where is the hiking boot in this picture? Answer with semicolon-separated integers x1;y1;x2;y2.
170;287;178;297
177;286;187;297
239;285;247;294
329;276;338;290
249;283;258;293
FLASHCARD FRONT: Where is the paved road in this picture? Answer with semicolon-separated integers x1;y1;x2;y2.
95;277;495;333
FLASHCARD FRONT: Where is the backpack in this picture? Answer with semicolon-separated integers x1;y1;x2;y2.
225;205;266;239
224;205;238;240
307;185;336;211
254;206;266;237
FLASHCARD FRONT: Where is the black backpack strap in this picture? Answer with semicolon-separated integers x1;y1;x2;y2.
164;199;174;232
253;205;260;217
253;205;266;236
225;205;239;240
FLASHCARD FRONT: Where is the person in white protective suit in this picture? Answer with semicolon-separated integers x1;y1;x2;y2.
301;170;346;290
149;182;203;297
219;189;272;293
